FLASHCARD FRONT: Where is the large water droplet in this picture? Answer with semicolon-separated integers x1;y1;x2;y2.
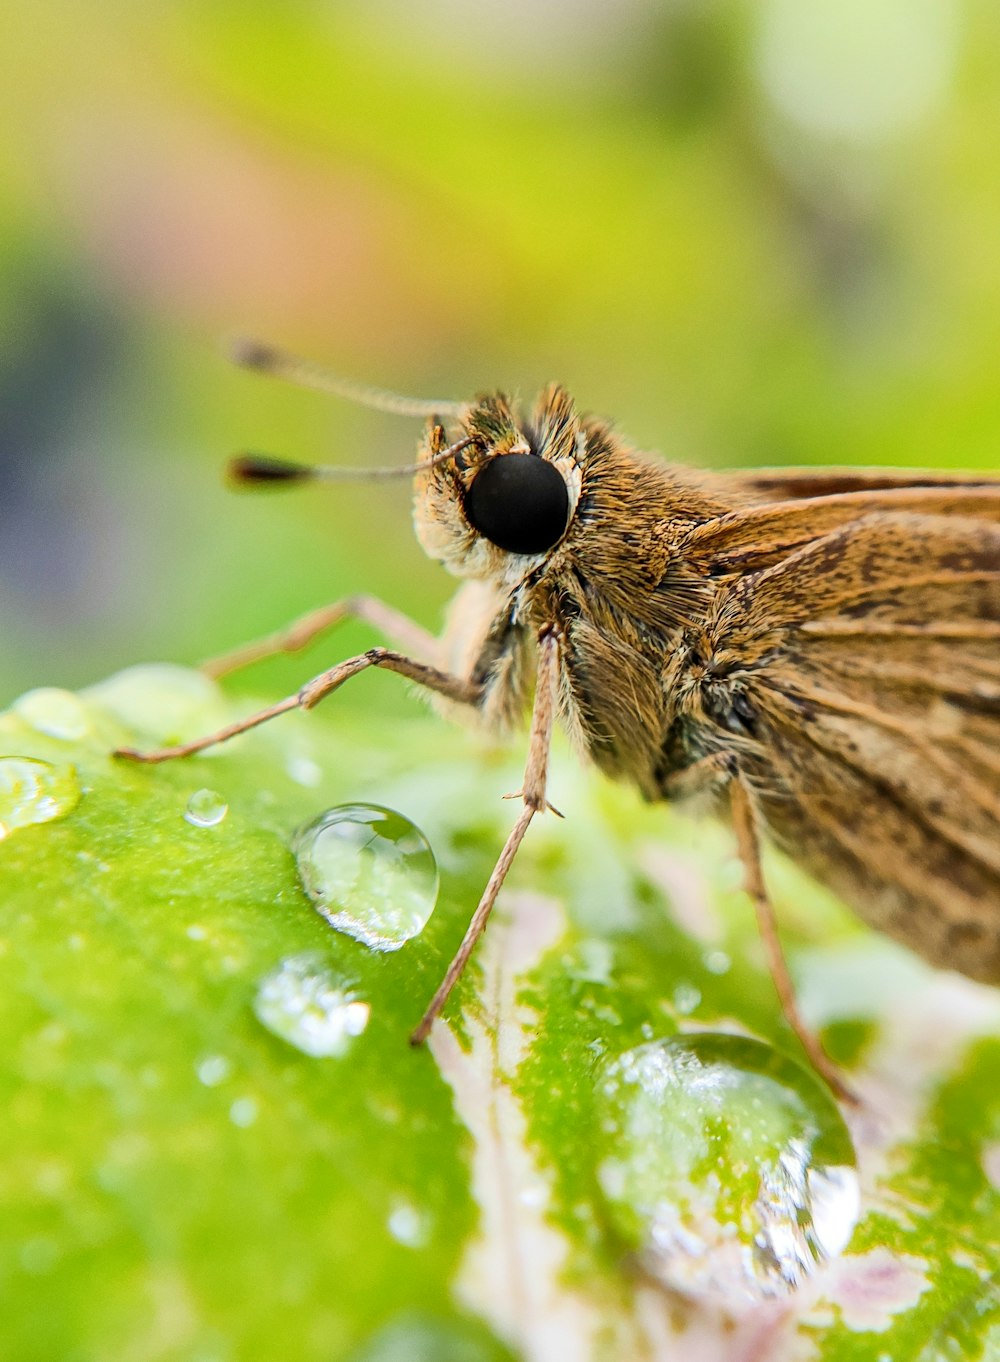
294;804;438;951
595;1033;859;1302
184;788;229;828
13;688;92;741
254;953;371;1057
0;758;81;840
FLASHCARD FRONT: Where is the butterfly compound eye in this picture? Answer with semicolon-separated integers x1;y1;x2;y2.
465;454;570;555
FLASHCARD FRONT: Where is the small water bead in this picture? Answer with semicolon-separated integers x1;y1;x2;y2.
673;982;702;1015
196;1055;231;1087
286;753;322;788
387;1201;430;1248
13;687;92;741
0;758;81;839
184;789;229;828
254;953;370;1057
294;804;438;951
595;1034;859;1303
229;1096;258;1128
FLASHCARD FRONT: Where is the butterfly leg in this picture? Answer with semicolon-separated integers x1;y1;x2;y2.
730;777;857;1104
114;650;482;763
663;755;854;1101
410;625;562;1045
201;595;439;678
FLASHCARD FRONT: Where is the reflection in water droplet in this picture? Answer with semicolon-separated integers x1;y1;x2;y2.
595;1034;859;1302
184;788;229;828
254;953;370;1057
0;758;81;840
294;804;438;951
13;688;92;741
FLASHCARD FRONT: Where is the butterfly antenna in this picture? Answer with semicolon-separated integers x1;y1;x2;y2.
226;436;473;487
230;337;466;421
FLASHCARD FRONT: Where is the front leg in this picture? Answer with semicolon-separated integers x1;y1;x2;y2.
410;625;562;1045
114;649;482;763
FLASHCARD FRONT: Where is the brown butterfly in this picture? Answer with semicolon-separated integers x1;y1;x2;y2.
116;341;1000;1099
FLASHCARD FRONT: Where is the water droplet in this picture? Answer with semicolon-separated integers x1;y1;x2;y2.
287;753;322;787
0;758;80;839
13;687;92;741
184;788;229;828
518;1180;548;1209
254;953;370;1057
229;1096;258;1128
294;804;438;952
673;982;702;1015
387;1201;430;1248
704;949;731;975
595;1034;859;1303
196;1054;231;1087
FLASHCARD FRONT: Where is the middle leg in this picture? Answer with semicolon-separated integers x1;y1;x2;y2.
115;648;483;764
201;594;439;679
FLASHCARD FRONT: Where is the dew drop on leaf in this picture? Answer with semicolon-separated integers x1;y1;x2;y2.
184;788;229;828
0;758;81;840
293;804;439;951
229;1096;259;1128
595;1033;859;1302
196;1054;231;1087
13;687;92;741
386;1201;430;1248
254;952;371;1057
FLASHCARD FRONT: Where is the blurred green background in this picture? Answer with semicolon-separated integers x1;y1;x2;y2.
2;0;998;707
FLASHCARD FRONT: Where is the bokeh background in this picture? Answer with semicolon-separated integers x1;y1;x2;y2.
3;0;999;709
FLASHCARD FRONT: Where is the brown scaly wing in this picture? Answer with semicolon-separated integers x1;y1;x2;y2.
719;465;1000;502
686;481;1000;576
703;508;1000;982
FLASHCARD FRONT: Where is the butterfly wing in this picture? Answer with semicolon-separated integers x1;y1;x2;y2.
702;508;1000;981
721;465;1000;503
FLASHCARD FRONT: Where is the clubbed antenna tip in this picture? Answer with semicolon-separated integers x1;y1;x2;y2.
227;454;316;487
229;337;282;373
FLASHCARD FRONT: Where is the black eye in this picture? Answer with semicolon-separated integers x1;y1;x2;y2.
465;454;570;555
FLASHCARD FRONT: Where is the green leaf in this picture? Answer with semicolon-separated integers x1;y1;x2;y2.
2;666;999;1361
